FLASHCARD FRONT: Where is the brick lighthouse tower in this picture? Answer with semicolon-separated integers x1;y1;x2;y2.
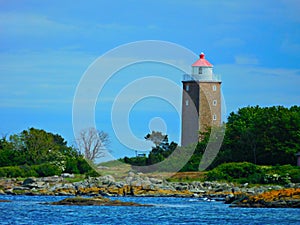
181;53;222;146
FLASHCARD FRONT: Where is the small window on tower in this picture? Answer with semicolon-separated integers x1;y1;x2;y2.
213;114;217;121
213;100;217;106
186;85;189;91
198;67;202;74
185;100;189;106
213;85;217;91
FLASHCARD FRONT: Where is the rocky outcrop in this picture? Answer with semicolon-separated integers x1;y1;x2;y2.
48;196;152;207
229;188;300;208
1;172;300;205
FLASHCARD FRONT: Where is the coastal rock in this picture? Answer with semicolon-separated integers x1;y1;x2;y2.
98;175;115;185
4;189;14;195
13;186;30;191
230;188;300;208
49;196;152;207
61;173;75;178
22;178;36;186
128;171;135;178
41;176;62;183
149;178;163;185
189;188;206;194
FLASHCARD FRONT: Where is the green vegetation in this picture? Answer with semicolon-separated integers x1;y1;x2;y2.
1;105;299;183
0;127;97;177
213;105;300;167
120;131;178;167
206;162;300;184
121;106;300;182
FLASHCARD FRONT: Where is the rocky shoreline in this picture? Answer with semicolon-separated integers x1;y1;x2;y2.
1;172;300;208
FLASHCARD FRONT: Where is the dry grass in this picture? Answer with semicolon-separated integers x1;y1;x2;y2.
97;160;206;182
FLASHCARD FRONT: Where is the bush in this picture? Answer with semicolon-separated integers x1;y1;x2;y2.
19;165;38;177
206;162;300;184
76;157;94;174
289;168;300;183
32;163;63;177
206;169;231;181
206;162;263;183
65;158;80;174
0;156;97;178
0;165;38;178
85;169;100;177
261;164;300;184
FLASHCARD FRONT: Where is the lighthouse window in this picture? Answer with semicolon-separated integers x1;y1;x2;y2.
198;67;202;74
213;114;217;121
185;100;189;106
213;85;217;91
213;100;217;106
186;85;189;91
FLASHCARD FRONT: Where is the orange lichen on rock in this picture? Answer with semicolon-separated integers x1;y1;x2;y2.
231;188;300;208
249;188;300;203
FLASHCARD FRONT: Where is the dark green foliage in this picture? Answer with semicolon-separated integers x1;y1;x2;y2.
288;168;300;183
0;164;55;178
76;157;95;174
65;158;80;174
84;169;100;177
206;162;263;183
19;164;39;177
122;131;178;167
32;163;63;177
206;162;300;184
0;127;95;177
261;164;300;184
211;105;300;168
0;166;25;178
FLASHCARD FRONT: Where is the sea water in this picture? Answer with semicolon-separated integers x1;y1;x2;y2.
0;195;299;225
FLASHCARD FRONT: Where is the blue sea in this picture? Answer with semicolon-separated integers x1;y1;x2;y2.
0;195;299;225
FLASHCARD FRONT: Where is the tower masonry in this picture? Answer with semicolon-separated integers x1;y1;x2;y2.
181;53;222;146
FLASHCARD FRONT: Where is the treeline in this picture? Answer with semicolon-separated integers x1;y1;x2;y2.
0;128;96;177
121;105;300;171
213;105;300;167
121;131;178;166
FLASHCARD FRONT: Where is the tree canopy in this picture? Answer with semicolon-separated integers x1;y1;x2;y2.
122;105;300;171
0;128;95;177
122;131;177;166
212;105;300;167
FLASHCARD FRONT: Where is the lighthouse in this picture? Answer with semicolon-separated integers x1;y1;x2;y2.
181;53;222;146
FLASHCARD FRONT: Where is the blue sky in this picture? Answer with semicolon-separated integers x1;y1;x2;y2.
1;0;300;160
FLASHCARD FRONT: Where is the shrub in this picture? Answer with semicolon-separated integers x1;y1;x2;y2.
206;162;263;183
206;169;231;181
76;157;94;174
19;165;38;177
32;163;63;177
65;158;80;174
289;168;300;183
206;162;300;184
262;164;300;184
0;165;38;178
85;169;99;177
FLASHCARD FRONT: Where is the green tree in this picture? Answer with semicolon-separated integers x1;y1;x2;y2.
213;105;300;167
